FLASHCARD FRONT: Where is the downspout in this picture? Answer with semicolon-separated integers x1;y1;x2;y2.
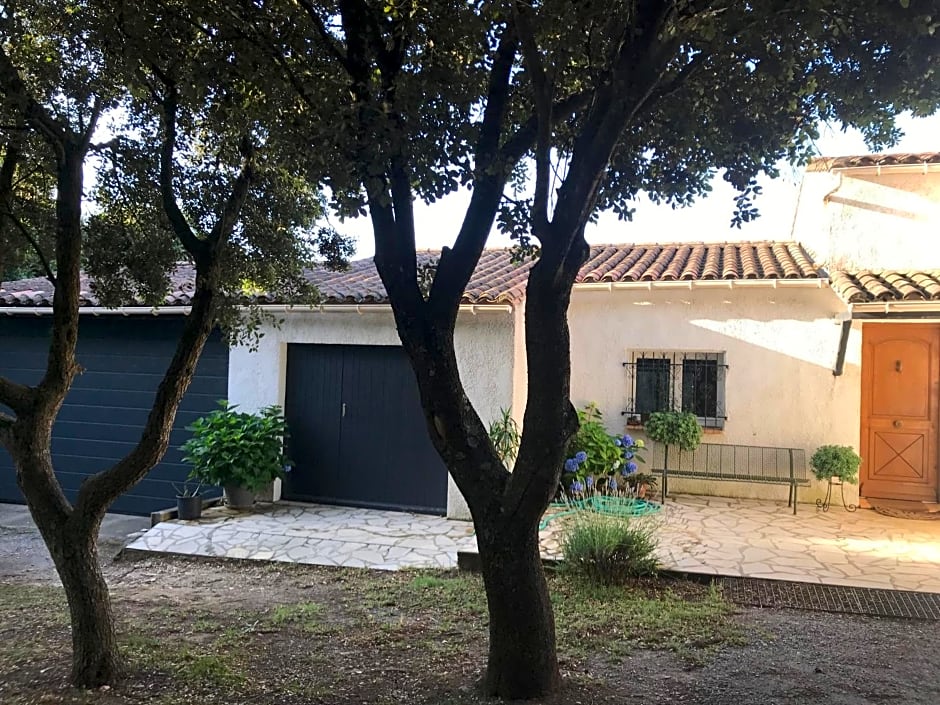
832;317;852;377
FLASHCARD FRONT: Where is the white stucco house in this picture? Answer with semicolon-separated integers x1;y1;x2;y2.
2;151;938;519
227;150;940;519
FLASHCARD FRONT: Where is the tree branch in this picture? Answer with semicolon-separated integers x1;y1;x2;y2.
35;142;85;406
158;84;207;261
499;88;593;165
295;0;356;75
550;1;681;242
648;50;709;103
429;23;518;315
0;46;68;150
513;1;552;236
3;209;56;284
72;266;220;521
207;135;255;246
78;97;103;152
0;138;54;282
0;375;33;415
73;136;257;520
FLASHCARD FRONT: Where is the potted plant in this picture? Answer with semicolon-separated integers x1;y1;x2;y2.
625;471;658;499
173;481;203;521
810;445;861;484
182;402;291;510
644;410;703;453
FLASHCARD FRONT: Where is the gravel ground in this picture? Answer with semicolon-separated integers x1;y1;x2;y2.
0;504;148;583
0;507;937;705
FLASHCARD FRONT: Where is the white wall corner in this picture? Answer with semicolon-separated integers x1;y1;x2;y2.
510;303;528;433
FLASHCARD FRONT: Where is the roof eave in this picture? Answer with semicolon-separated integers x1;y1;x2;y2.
573;278;827;292
0;302;516;316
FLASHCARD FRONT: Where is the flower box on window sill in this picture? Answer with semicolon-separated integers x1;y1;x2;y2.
624;416;724;435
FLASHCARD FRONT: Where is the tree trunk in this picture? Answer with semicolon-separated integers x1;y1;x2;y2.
13;436;121;689
52;529;121;687
476;520;561;699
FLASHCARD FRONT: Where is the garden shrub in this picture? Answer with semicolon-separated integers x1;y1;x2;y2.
563;403;645;496
561;512;660;584
488;407;520;466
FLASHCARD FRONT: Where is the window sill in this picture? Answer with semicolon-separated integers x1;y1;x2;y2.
625;422;725;434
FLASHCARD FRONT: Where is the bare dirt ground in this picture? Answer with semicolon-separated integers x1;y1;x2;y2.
1;539;938;705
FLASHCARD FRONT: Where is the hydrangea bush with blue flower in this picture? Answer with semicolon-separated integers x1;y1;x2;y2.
561;403;647;498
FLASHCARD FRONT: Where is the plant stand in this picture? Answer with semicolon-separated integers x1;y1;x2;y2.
816;477;857;512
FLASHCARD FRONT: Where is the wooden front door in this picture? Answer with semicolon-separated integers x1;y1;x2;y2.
860;324;940;502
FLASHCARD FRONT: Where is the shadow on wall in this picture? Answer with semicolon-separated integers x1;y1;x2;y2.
566;287;861;503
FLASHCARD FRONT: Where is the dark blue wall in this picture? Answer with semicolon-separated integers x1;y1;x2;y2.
0;316;228;515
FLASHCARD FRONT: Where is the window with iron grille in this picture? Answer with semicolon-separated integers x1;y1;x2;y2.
622;351;728;428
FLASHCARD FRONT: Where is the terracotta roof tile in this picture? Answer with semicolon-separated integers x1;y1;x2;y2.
831;270;940;304
1;242;822;310
807;152;940;171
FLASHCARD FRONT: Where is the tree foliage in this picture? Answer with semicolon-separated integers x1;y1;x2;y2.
0;0;351;688
219;0;939;699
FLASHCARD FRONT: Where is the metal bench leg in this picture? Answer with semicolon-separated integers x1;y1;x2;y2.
662;445;669;503
788;449;796;515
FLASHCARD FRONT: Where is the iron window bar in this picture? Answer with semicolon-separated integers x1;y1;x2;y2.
621;351;728;428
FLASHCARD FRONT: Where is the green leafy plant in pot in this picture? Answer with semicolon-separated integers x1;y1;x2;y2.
810;445;861;484
182;402;291;510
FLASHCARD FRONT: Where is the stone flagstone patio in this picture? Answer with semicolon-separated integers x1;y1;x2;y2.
539;494;940;593
126;495;940;593
126;503;477;570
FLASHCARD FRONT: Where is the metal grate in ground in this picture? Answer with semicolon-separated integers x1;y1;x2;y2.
717;576;940;620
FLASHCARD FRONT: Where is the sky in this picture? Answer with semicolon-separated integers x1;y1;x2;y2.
337;112;940;259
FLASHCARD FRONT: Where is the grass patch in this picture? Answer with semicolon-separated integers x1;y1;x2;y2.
409;575;449;590
0;583;67;622
177;647;245;686
269;601;323;631
551;577;743;664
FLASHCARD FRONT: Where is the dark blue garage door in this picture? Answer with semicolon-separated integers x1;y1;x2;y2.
0;316;228;515
283;344;448;514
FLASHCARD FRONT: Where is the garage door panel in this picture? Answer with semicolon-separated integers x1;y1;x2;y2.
0;316;228;515
283;344;448;514
54;405;209;428
51;420;194;447
283;345;344;502
68;370;227;396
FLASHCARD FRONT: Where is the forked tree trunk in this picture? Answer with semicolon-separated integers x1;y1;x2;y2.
11;432;122;688
476;518;560;698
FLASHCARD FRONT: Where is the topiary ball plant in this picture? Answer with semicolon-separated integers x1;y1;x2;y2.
810;445;861;484
644;410;702;451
